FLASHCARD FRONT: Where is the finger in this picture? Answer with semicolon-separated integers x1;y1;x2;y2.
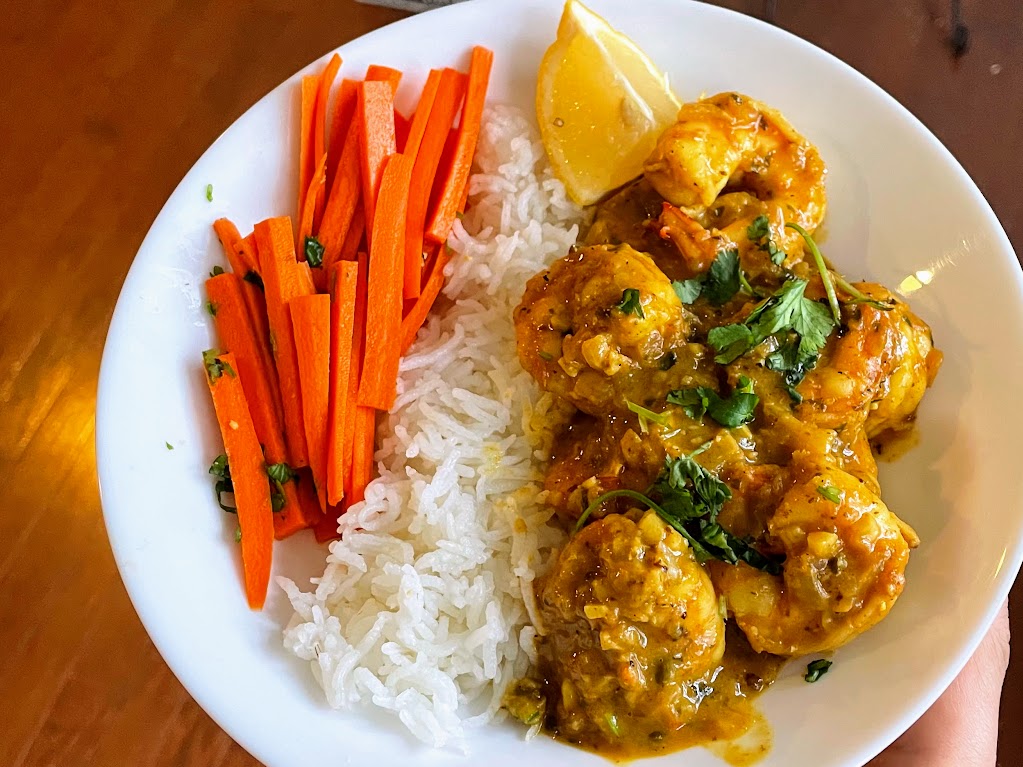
868;600;1009;767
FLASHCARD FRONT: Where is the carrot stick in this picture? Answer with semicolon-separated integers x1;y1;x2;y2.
290;294;332;514
400;248;451;354
343;252;369;499
298;75;319;226
358;153;413;411
426;47;493;244
298;152;328;256
203;351;273;610
241;233;259;271
365;64;402;95
206;274;286;459
404;69;466;302
254;217;312;467
349;406;376;505
312;55;342;231
312;504;343;543
327;262;359;505
326;79;358;193
394;109;411;154
318;121;361;265
314;54;342;169
398;70;443;300
213;218;259;276
239;279;271;355
404;71;443;167
358;80;397;234
339;203;365;263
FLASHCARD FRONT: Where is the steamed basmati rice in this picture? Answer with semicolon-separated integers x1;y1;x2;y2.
280;104;585;749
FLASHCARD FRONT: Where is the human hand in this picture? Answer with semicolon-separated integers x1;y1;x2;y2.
868;601;1010;767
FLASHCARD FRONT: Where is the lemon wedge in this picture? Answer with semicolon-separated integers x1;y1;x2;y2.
537;0;681;206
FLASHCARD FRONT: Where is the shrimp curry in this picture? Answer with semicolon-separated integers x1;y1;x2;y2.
504;92;942;761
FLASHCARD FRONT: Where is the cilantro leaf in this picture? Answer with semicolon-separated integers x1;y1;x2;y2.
575;447;783;575
747;214;785;265
614;288;644;318
707;324;755;364
765;338;817;402
817;485;841;503
667;375;759;428
209;454;236;513
202;349;235;382
304;236;325;268
209;265;225;277
673;279;703;304
785;222;841;323
205;183;213;202
266;462;297;485
703;248;742;305
805;659;833;683
707;279;835;371
165;441;174;450
243;270;264;290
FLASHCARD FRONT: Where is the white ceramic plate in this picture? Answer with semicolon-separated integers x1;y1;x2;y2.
97;1;1023;765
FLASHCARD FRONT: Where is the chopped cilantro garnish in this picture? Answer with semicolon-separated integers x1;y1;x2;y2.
673;278;703;305
209;265;225;277
708;279;835;374
748;214;785;265
538;351;554;362
672;249;752;306
785;222;841;324
614;288;644;318
833;273;896;310
605;713;621;737
209;454;236;513
667;375;759;428
206;300;218;317
805;659;833;683
234;526;242;543
576;444;783;575
202;349;235;382
304;235;325;268
205;183;213;202
817;485;842;503
626;399;670;433
243;270;264;290
165;442;174;450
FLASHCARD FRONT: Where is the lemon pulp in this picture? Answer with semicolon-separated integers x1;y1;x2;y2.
537;0;681;206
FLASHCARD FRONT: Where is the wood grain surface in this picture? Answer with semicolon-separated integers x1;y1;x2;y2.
0;1;1019;765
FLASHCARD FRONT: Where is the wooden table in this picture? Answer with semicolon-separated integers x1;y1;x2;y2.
1;1;1019;765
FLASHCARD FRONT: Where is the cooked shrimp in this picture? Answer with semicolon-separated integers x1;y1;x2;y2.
514;244;694;415
795;284;940;434
537;511;725;745
711;467;914;656
644;92;826;261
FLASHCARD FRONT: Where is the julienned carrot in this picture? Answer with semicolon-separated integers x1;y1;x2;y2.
358;153;413;411
294;260;316;295
314;55;342;168
298;153;328;257
319;121;361;265
400;247;451;354
327;262;359;505
404;69;466;301
254;217;312;467
204;351;273;610
213;218;259;276
349;406;376;505
394;110;411;154
326;79;359;193
358;81;397;234
312;504;343;543
241;233;259;271
365;64;402;95
298;75;319;226
426;47;493;244
339;203;365;263
313;54;342;231
290;294;332;514
343;252;369;499
399;70;443;300
206;273;286;459
274;468;323;539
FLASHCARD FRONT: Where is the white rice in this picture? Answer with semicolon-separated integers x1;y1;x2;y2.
279;104;585;750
